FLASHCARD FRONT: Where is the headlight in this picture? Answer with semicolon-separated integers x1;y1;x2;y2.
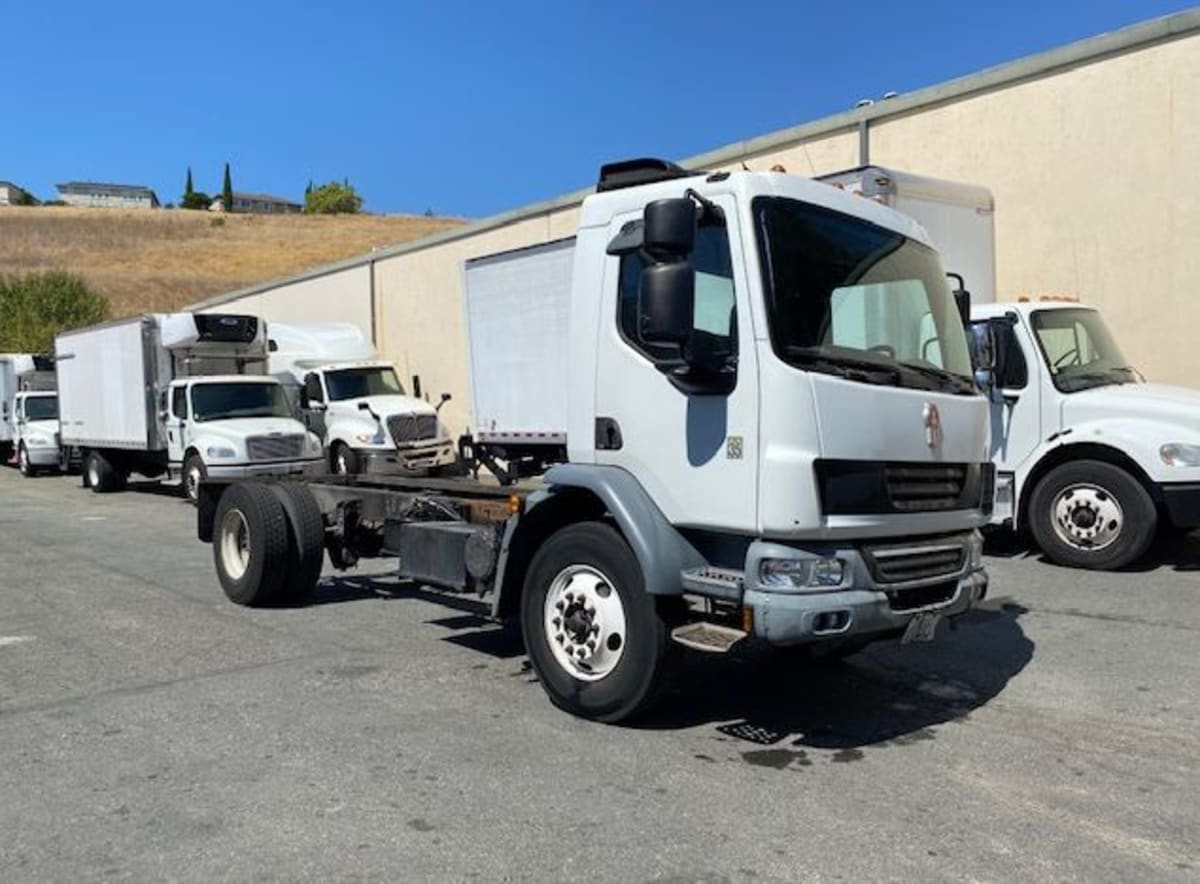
206;446;237;458
1160;443;1200;467
966;530;984;568
759;556;845;590
26;434;52;447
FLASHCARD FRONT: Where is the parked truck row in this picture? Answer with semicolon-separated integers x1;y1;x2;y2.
9;159;1199;722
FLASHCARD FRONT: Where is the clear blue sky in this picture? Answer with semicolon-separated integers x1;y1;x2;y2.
3;1;1192;217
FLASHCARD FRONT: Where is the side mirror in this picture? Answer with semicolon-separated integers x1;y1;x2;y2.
356;402;370;411
947;272;971;327
643;198;695;256
639;262;695;345
437;393;452;413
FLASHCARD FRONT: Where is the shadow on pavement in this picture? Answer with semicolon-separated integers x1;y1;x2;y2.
985;526;1200;573
639;601;1034;753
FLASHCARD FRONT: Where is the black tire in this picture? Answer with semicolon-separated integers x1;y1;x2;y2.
84;450;120;493
520;521;678;723
17;444;35;478
269;483;326;604
212;483;291;606
1028;459;1156;570
331;443;360;476
182;453;207;502
0;442;12;464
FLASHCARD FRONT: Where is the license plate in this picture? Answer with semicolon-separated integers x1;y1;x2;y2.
901;611;942;644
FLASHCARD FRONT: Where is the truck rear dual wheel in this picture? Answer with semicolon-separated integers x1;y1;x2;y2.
520;522;678;723
213;482;325;606
1028;460;1156;570
84;451;126;493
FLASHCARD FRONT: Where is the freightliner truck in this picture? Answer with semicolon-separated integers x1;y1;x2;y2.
822;166;1200;570
56;312;325;500
196;159;994;722
266;321;458;476
1;354;61;474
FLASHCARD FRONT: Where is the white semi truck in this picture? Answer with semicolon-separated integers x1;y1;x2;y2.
55;312;325;499
266;322;458;475
195;159;993;723
823;166;1200;570
1;354;60;473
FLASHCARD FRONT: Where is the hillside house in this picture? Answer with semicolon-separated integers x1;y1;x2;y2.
210;192;302;214
56;182;160;209
0;181;36;205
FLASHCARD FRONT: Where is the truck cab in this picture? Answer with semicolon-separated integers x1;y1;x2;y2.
161;374;327;500
267;322;456;476
971;300;1200;568
13;390;61;476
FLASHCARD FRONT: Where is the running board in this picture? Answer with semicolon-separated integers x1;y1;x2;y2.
671;622;748;654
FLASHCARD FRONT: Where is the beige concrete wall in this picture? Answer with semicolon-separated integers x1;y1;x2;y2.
204;265;373;338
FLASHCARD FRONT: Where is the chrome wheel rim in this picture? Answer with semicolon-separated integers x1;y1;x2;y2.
219;509;251;580
18;447;28;474
87;460;100;487
185;465;202;500
543;564;626;681
1052;483;1124;551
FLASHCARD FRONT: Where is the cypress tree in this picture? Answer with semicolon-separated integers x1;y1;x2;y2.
185;167;194;197
222;163;234;213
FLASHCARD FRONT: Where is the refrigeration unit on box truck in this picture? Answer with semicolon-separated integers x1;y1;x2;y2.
195;158;994;724
55;312;324;499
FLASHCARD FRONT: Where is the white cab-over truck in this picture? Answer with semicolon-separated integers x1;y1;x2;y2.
1;354;61;475
823;165;1200;570
56;312;324;500
196;159;993;723
266;321;457;475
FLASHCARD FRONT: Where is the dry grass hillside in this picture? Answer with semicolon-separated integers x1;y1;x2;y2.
0;207;463;316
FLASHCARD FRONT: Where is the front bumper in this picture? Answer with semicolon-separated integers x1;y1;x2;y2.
206;457;326;480
359;439;456;474
739;533;988;647
1160;482;1200;529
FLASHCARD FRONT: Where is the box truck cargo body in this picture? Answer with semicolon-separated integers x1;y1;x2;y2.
55;313;323;498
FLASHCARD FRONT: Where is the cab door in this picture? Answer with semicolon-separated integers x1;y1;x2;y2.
166;384;188;465
593;195;759;533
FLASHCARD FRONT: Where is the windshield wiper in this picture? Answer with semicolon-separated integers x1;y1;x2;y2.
784;348;902;385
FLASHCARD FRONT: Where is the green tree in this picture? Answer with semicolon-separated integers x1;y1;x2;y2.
222;162;234;213
181;190;212;210
0;271;110;353
304;180;363;215
185;167;194;198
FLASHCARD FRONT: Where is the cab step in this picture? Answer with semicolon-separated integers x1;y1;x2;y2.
671;621;748;654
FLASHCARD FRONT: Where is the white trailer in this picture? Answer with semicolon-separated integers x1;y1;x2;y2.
267;322;457;476
56;313;324;499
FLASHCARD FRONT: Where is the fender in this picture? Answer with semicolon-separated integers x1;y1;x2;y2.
490;463;706;618
1013;417;1182;527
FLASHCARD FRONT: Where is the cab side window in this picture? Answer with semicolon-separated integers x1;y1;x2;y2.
304;373;325;404
171;386;188;419
617;222;737;362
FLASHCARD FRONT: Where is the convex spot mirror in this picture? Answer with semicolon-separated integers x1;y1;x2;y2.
643;198;695;256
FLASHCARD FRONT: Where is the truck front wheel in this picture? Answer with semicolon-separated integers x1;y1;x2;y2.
331;443;360;475
1028;460;1156;570
18;444;35;477
182;453;206;502
520;522;677;723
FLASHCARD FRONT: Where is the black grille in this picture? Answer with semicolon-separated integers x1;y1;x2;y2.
387;414;438;445
247;434;305;461
815;460;985;515
885;581;958;612
885;464;968;512
863;538;966;584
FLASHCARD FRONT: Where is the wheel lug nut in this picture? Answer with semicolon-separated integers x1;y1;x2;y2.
587;640;596;651
566;592;574;602
555;601;564;611
590;624;600;635
586;606;596;617
553;617;561;627
555;634;564;644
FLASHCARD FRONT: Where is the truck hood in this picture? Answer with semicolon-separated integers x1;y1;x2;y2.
194;417;309;439
1062;382;1200;431
336;394;438;418
24;419;59;437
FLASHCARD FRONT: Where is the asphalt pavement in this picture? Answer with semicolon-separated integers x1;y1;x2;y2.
1;468;1197;882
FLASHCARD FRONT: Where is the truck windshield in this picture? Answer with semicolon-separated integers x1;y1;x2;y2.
190;382;293;422
753;197;975;394
1030;308;1138;393
325;367;404;400
24;396;58;421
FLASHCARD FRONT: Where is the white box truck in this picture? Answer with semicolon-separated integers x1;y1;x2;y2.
55;312;325;499
823;166;1200;570
2;354;58;470
196;158;993;723
266;321;458;475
